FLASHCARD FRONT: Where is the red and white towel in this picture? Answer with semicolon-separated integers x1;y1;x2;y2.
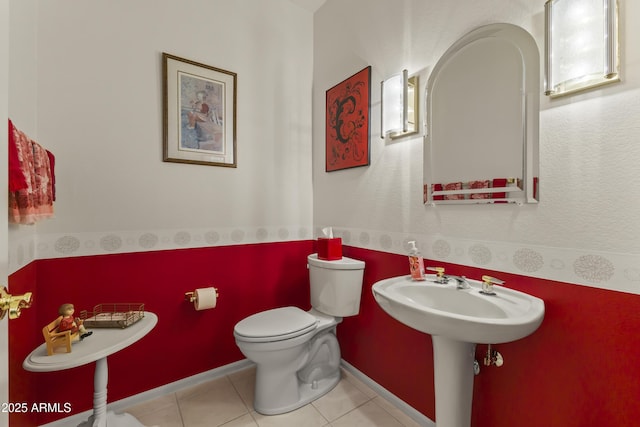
8;119;55;224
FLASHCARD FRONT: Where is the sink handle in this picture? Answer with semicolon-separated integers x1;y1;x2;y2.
480;275;504;295
426;266;445;276
426;267;447;283
482;275;505;285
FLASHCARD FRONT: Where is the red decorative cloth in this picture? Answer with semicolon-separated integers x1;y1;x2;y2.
8;119;28;191
8;123;55;224
444;182;464;200
469;180;490;199
492;178;508;203
432;183;444;201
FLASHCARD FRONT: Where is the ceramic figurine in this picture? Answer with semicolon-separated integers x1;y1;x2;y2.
57;303;93;340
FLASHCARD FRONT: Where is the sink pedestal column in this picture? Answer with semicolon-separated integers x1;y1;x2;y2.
431;336;475;427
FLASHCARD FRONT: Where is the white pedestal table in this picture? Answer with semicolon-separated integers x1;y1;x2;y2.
23;312;158;427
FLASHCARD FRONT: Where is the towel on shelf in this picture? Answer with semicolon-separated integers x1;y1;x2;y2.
431;183;444;201
492;178;508;203
8;122;55;224
431;182;466;200
444;182;464;200
469;180;490;199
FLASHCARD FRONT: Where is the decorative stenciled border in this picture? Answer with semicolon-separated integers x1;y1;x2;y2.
8;225;313;274
10;225;640;296
315;226;640;296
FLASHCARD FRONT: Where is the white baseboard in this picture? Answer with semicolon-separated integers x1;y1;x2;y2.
40;358;434;427
340;360;435;427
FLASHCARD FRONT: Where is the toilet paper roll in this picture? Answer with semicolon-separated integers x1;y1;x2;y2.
194;287;217;310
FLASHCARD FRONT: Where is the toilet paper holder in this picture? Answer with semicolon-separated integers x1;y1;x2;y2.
184;288;219;303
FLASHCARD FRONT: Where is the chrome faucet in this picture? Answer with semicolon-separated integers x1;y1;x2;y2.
451;275;471;290
426;267;470;289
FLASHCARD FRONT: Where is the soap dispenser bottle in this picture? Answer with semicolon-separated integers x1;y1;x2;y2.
408;241;425;281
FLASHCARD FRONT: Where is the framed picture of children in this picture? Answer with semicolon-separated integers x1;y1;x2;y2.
325;66;371;172
163;53;237;167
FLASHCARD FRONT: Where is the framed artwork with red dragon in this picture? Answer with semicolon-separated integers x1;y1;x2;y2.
325;66;371;172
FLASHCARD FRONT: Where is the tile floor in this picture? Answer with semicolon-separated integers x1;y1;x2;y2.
122;366;424;427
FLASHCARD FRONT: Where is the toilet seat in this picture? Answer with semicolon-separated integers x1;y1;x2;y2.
234;307;318;343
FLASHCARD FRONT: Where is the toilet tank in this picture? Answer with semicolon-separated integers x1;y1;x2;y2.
307;254;365;317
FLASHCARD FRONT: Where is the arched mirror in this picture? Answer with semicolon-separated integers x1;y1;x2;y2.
424;23;539;205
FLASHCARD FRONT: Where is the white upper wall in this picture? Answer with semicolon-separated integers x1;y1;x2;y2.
313;0;640;293
9;0;315;270
8;0;640;293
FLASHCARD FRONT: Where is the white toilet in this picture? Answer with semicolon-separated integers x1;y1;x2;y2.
233;253;365;415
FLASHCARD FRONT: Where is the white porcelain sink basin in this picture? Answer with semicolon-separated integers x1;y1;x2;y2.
373;275;545;426
372;275;544;344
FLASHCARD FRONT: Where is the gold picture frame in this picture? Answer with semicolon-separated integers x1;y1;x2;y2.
162;53;237;167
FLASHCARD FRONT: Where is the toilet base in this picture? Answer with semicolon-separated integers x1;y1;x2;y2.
254;370;341;415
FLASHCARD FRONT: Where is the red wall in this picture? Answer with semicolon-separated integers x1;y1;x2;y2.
9;241;314;425
8;262;39;427
339;246;640;427
9;243;640;426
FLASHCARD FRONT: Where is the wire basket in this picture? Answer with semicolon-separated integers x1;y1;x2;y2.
80;303;145;329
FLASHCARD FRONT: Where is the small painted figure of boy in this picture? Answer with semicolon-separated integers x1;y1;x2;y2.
57;303;93;340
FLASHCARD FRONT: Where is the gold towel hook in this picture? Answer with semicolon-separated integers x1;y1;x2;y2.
0;286;33;320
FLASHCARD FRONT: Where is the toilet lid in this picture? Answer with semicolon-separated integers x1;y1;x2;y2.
234;307;318;342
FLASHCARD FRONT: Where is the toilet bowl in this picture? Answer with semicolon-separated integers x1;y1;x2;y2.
233;254;365;415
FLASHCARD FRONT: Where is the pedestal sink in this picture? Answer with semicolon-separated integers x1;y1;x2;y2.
372;275;544;427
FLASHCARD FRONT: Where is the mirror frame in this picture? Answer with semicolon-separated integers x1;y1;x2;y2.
424;23;539;205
